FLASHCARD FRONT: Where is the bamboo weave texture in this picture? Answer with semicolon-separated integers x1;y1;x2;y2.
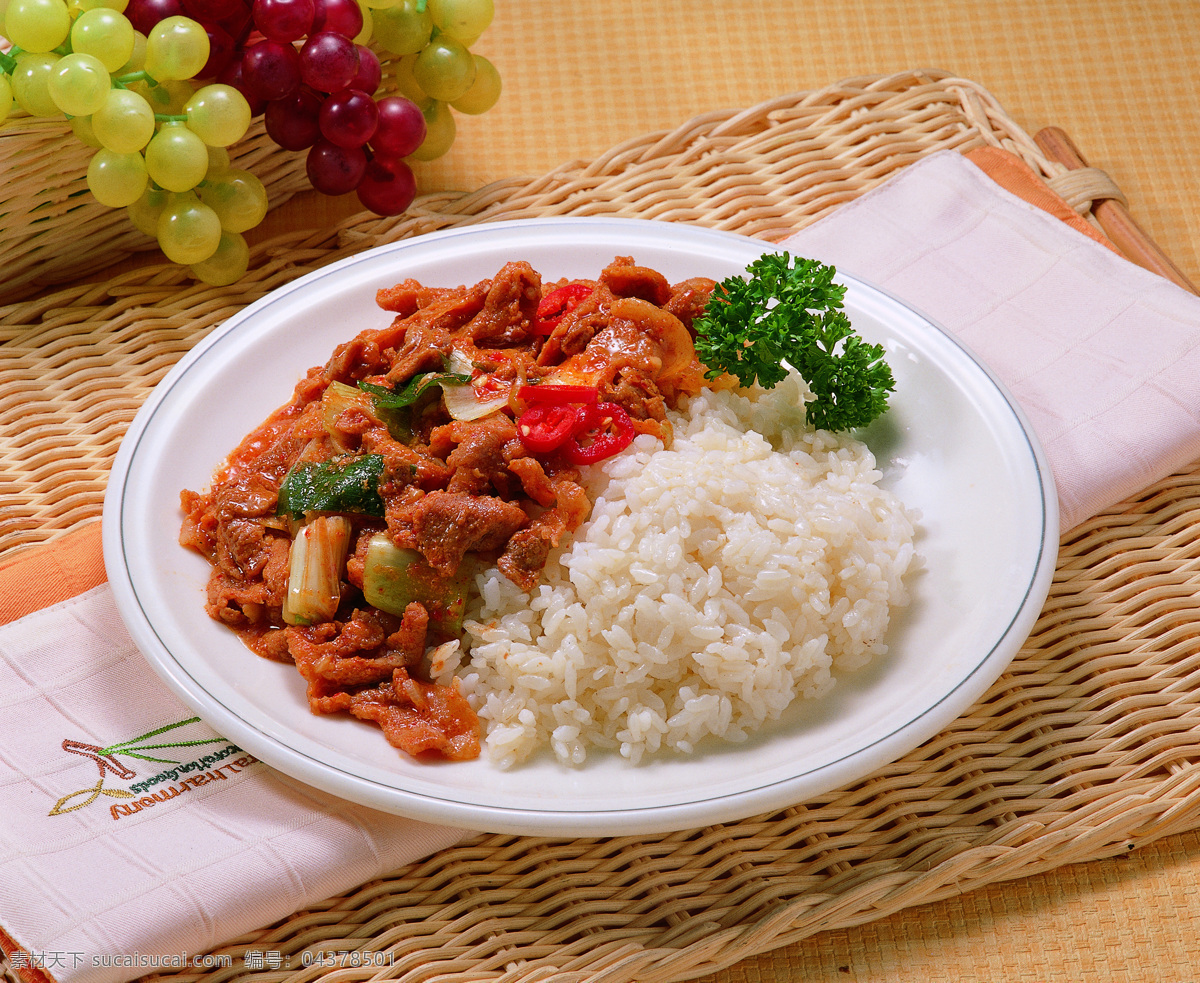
4;70;1200;983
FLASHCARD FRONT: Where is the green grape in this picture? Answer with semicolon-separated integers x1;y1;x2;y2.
92;87;155;152
412;35;475;102
410;99;455;161
143;77;195;115
0;76;13;125
11;52;61;117
361;0;401;9
157;192;222;264
198;168;268;233
117;30;148;75
87;148;148;206
5;0;72;53
190;231;249;286
126;185;169;236
206;144;231;175
73;0;129;11
144;120;209;192
48;52;113;117
144;15;210;82
390;52;431;107
183;84;251;147
450;54;499;114
70;113;103;147
371;0;431;56
428;0;492;44
71;8;136;73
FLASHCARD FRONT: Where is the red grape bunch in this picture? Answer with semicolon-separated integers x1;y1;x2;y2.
224;0;498;217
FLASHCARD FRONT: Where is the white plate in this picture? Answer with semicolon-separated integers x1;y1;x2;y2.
103;217;1058;836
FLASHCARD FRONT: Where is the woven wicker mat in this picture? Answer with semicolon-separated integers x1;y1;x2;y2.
6;70;1200;983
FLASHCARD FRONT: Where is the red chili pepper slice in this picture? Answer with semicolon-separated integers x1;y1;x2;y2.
564;402;636;465
517;403;584;454
535;283;593;334
517;383;599;404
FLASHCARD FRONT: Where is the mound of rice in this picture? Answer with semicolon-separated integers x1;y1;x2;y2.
440;372;918;768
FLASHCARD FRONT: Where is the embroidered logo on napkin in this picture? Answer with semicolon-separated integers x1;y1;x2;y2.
47;716;261;819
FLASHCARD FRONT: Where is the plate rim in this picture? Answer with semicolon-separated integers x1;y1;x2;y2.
102;216;1059;835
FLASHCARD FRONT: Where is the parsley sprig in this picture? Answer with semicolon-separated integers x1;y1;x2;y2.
693;252;895;431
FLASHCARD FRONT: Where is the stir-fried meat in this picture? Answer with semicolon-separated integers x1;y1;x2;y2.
362;426;451;490
605;366;669;422
289;605;426;689
375;278;429;316
467;260;541;346
410;490;529;575
385;319;456;386
600;255;672;306
663;276;717;329
497;476;591;589
327;668;480;760
506;456;557;507
535;285;610;366
181;256;712;762
204;533;289;626
432;415;524;497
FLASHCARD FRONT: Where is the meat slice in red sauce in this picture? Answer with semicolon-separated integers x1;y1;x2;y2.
663;276;717;330
466;260;541;346
289;605;426;688
497;475;591;589
327;668;480;760
430;414;524;497
600;255;672;306
410;490;529;575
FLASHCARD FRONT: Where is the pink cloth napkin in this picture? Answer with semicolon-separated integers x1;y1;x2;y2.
0;582;468;983
5;148;1200;983
783;150;1200;532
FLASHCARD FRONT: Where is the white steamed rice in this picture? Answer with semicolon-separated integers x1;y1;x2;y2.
437;372;918;768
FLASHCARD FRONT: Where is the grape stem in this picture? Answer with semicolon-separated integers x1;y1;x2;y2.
113;70;160;89
416;0;428;11
0;49;20;74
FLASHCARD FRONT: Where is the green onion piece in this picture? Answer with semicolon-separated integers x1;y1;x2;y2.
283;515;353;626
362;533;471;637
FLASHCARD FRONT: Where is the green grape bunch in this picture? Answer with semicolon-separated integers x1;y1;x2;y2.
0;0;501;286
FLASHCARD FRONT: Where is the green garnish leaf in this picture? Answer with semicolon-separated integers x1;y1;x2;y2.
359;371;471;410
277;454;385;519
693;251;895;431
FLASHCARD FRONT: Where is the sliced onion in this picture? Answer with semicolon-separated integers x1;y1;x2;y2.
442;348;511;421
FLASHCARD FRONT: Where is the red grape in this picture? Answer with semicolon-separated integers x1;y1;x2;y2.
252;0;315;43
265;87;324;149
348;45;381;95
371;97;426;157
299;31;359;93
182;0;246;21
306;138;366;195
214;1;254;37
311;0;363;38
199;24;236;79
126;0;183;34
357;157;416;216
242;38;303;101
319;88;377;148
217;56;267;115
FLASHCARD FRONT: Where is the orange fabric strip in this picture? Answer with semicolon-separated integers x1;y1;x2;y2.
0;521;106;627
